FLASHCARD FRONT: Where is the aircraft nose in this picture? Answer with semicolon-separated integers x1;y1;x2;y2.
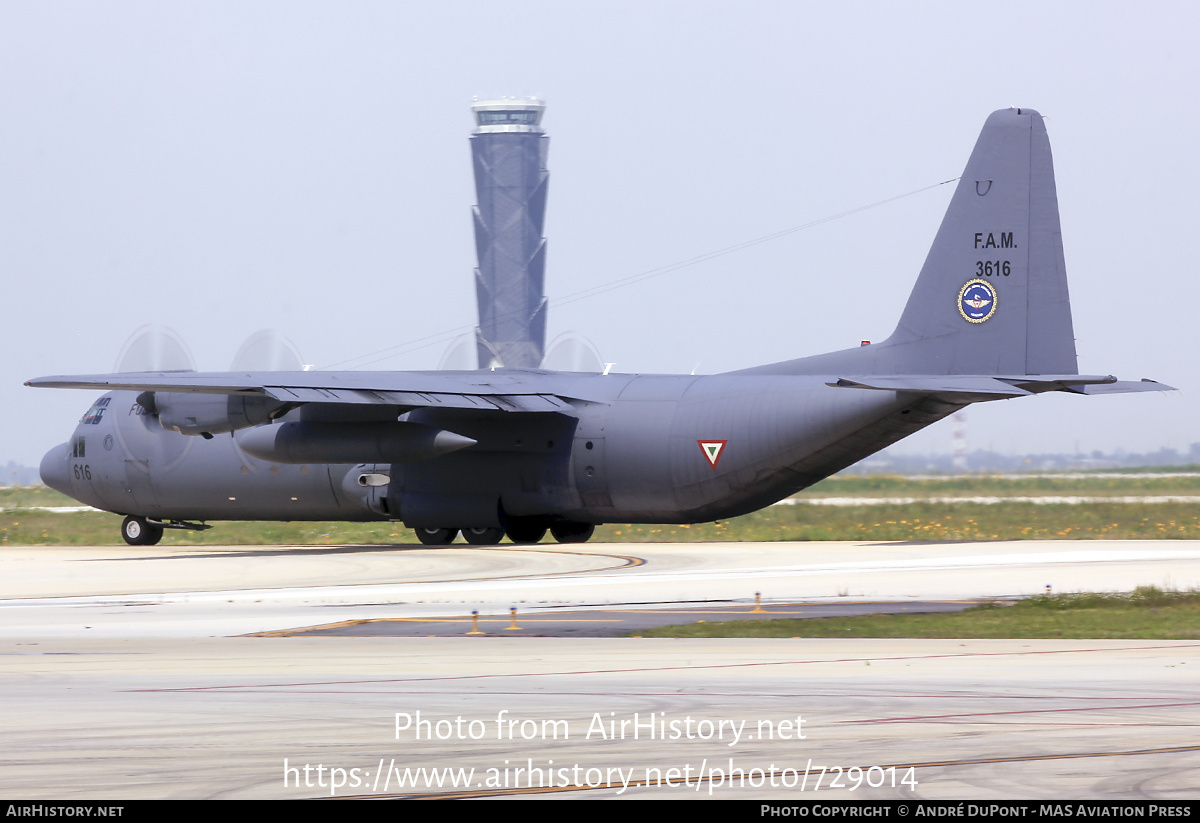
39;443;73;496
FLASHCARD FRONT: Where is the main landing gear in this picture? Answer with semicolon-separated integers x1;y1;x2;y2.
549;522;595;543
411;521;596;546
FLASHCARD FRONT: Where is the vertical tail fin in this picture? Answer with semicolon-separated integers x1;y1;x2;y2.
884;107;1077;376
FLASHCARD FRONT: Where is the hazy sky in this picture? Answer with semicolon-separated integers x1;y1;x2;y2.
2;1;1198;467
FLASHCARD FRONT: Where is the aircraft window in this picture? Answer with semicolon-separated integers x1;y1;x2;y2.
72;437;85;458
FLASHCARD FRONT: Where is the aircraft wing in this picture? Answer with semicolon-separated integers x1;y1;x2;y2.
29;369;1175;412
25;370;583;413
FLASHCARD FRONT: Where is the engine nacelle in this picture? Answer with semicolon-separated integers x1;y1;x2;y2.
151;392;286;437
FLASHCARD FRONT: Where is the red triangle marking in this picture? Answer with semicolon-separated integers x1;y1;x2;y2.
697;439;728;469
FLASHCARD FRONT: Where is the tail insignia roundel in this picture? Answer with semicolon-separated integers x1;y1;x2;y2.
698;440;728;469
958;279;998;323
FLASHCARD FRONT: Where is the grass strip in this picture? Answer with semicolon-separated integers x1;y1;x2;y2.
635;587;1200;639
7;502;1200;545
6;471;1200;545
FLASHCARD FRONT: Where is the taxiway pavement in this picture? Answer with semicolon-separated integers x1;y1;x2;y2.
1;539;1198;799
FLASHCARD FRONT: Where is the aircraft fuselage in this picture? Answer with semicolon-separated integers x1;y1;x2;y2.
41;374;956;529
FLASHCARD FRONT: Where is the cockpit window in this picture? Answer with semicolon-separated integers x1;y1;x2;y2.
80;397;111;425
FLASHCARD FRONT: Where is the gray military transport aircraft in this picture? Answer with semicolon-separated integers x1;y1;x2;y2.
29;108;1170;546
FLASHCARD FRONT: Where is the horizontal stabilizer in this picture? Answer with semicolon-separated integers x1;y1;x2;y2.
826;374;1172;400
1062;379;1176;395
827;376;1031;398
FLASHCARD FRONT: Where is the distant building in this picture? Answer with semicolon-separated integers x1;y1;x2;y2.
469;98;549;369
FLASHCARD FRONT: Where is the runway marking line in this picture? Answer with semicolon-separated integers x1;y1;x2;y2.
5;547;647;601
842;700;1200;725
134;641;1200;693
180;690;1193;700
894;721;1200;727
159;687;1200;715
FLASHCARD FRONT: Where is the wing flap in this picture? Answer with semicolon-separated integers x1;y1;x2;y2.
264;386;574;412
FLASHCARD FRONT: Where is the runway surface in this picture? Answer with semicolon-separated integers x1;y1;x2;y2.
2;539;1199;799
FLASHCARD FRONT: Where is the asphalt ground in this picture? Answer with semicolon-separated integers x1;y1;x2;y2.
3;539;1199;799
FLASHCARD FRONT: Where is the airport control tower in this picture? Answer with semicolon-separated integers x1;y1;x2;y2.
470;98;549;369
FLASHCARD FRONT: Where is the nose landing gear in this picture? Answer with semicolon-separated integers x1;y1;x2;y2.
119;515;210;545
121;515;164;546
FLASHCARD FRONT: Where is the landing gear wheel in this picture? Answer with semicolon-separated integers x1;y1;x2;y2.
122;515;163;546
550;522;595;544
463;526;506;546
414;527;458;546
505;524;547;544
